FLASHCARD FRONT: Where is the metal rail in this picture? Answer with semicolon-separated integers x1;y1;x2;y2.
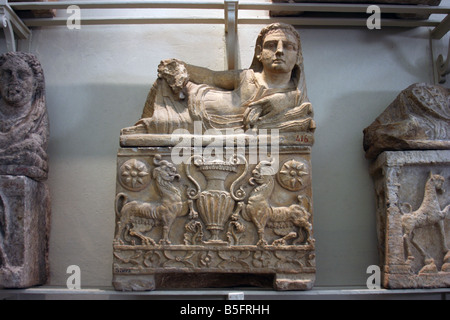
7;1;450;31
0;0;30;51
1;0;450;70
8;1;450;14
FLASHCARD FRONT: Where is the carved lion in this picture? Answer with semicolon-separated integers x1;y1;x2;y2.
243;160;314;246
114;156;188;246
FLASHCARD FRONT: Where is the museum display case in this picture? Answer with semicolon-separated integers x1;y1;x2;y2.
0;0;449;299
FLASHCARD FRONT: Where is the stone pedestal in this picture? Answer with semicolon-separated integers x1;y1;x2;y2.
113;142;315;291
0;175;50;288
370;150;450;289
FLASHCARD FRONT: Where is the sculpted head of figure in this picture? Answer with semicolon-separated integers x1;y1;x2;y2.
0;52;45;113
0;52;48;180
250;23;304;88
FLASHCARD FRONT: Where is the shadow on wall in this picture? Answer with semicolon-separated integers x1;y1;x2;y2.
44;84;152;287
312;90;397;286
46;84;149;159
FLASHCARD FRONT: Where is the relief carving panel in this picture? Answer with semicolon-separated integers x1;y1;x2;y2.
113;149;315;291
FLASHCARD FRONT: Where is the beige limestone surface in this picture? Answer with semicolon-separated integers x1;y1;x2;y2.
113;23;317;291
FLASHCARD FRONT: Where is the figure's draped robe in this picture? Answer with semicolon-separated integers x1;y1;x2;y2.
138;69;313;134
0;96;49;180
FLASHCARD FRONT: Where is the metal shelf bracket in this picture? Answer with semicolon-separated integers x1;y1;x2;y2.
225;0;238;70
0;0;31;52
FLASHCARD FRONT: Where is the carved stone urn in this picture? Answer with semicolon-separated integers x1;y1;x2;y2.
113;23;317;291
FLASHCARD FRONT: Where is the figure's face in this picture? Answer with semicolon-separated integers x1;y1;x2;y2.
0;58;34;107
259;29;299;74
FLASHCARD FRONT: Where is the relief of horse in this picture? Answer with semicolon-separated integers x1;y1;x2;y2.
401;172;450;273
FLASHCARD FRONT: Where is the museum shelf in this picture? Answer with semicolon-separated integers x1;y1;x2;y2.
8;1;450;30
1;0;450;65
0;286;448;300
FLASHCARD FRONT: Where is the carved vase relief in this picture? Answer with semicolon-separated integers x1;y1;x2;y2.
113;23;316;291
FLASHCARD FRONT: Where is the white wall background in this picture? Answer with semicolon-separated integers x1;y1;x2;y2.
1;0;449;289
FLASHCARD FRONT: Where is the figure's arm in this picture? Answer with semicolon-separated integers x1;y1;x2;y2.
243;90;304;130
184;63;240;90
249;91;300;117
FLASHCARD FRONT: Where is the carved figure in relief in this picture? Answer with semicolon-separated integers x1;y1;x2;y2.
115;155;188;245
242;160;313;246
0;52;49;181
122;23;315;134
401;172;450;273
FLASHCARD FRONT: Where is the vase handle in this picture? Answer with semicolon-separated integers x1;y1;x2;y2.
185;155;203;200
230;154;248;201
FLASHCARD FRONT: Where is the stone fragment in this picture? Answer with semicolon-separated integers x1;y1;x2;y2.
363;83;450;160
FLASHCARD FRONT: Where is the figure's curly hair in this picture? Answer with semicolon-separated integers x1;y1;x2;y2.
0;52;45;103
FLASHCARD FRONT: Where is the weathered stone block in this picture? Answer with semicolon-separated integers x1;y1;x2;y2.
370;150;450;288
0;175;50;288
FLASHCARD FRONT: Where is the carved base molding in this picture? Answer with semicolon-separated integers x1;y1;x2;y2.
113;146;316;291
370;150;450;289
112;244;315;291
383;269;450;289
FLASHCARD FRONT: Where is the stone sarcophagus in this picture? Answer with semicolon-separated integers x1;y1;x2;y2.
364;83;450;289
113;23;317;291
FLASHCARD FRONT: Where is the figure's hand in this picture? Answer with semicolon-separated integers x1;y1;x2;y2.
243;104;262;130
248;94;287;120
